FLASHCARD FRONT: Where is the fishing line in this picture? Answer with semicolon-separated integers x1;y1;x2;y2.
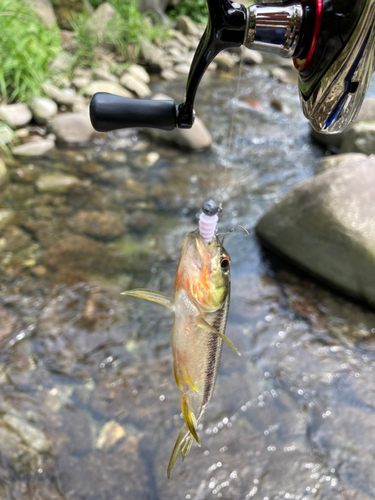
219;48;245;210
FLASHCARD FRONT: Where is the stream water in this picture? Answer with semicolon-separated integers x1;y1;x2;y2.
1;61;375;500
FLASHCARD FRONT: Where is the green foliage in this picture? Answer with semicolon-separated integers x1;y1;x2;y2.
167;0;208;24
0;0;61;103
69;0;169;68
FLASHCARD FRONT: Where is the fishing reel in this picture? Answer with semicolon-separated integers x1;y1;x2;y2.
90;0;375;134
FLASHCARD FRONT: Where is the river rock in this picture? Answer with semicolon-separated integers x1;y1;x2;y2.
84;80;133;98
145;93;212;149
127;64;150;84
12;139;55;157
72;75;91;90
0;305;18;342
215;52;237;71
36;174;80;192
0;158;8;191
29;96;58;124
68;210;125;239
176;15;198;36
3;412;50;453
28;0;56;26
0;104;32;128
242;47;263;65
0;226;31;253
43;81;77;106
88;2;116;41
316;153;372;174
160;68;178;81
256;161;375;305
93;67;118;83
0;123;15;146
341;122;375;155
0;209;15;230
48;113;93;143
42;235;128;276
0;423;40;475
119;74;151;98
96;421;126;450
173;63;190;75
140;39;168;73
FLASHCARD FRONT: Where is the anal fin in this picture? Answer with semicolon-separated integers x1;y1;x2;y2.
181;395;200;446
174;365;198;393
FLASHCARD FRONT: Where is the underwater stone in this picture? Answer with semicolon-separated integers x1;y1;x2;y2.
36;174;80;192
68;210;125;239
96;421;126;450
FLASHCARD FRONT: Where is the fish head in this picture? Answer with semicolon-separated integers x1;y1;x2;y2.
175;231;230;312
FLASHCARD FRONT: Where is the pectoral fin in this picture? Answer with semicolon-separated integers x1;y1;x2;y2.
198;318;241;356
181;395;200;446
121;288;174;312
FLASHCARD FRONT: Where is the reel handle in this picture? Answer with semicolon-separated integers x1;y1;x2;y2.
90;93;177;132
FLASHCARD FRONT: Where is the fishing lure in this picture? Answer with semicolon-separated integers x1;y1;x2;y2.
122;200;239;477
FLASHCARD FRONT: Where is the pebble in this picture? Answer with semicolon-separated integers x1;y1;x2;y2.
96;421;126;450
133;152;160;168
48;113;94;143
176;15;198;36
43;81;77;106
84;80;134;98
29;96;58;124
120;74;151;98
160;68;178;81
0;103;32;128
12;139;55;157
0;209;15;230
173;63;191;75
215;52;237;71
128;64;150;84
68;210;125;239
93;67;118;83
36;174;81;193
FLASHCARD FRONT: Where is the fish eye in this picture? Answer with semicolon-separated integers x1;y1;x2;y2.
220;256;230;270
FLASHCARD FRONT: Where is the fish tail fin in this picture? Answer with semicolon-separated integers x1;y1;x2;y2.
181;395;200;446
167;425;189;478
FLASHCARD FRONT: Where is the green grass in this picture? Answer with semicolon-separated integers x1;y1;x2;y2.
69;0;169;69
0;0;61;103
167;0;208;24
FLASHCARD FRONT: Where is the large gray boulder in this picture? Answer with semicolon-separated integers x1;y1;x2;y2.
256;160;375;305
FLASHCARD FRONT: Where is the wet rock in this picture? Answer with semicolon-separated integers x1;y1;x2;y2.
56;452;149;500
133;152;160;168
28;0;57;27
127;64;150;84
0;103;32;128
71;75;91;90
0;159;8;191
29;96;58;124
242;47;263;65
176;15;198;36
10;481;64;500
48;113;94;143
0;184;35;207
0;423;40;475
0;226;31;253
145;93;212;150
12;139;55;157
0;305;18;342
3;412;50;453
341;122;375;155
36;174;80;193
42;235;128;276
0;209;15;230
99;150;127;163
84;80;133;98
0;123;14;145
119;74;151;98
96;421;126;450
316;153;372;174
50;406;94;455
68;210;126;239
10;164;42;183
270;66;289;83
256;162;375;305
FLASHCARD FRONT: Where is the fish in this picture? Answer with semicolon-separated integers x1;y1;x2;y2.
121;229;239;477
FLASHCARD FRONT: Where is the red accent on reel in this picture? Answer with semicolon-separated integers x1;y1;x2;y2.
293;0;323;72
